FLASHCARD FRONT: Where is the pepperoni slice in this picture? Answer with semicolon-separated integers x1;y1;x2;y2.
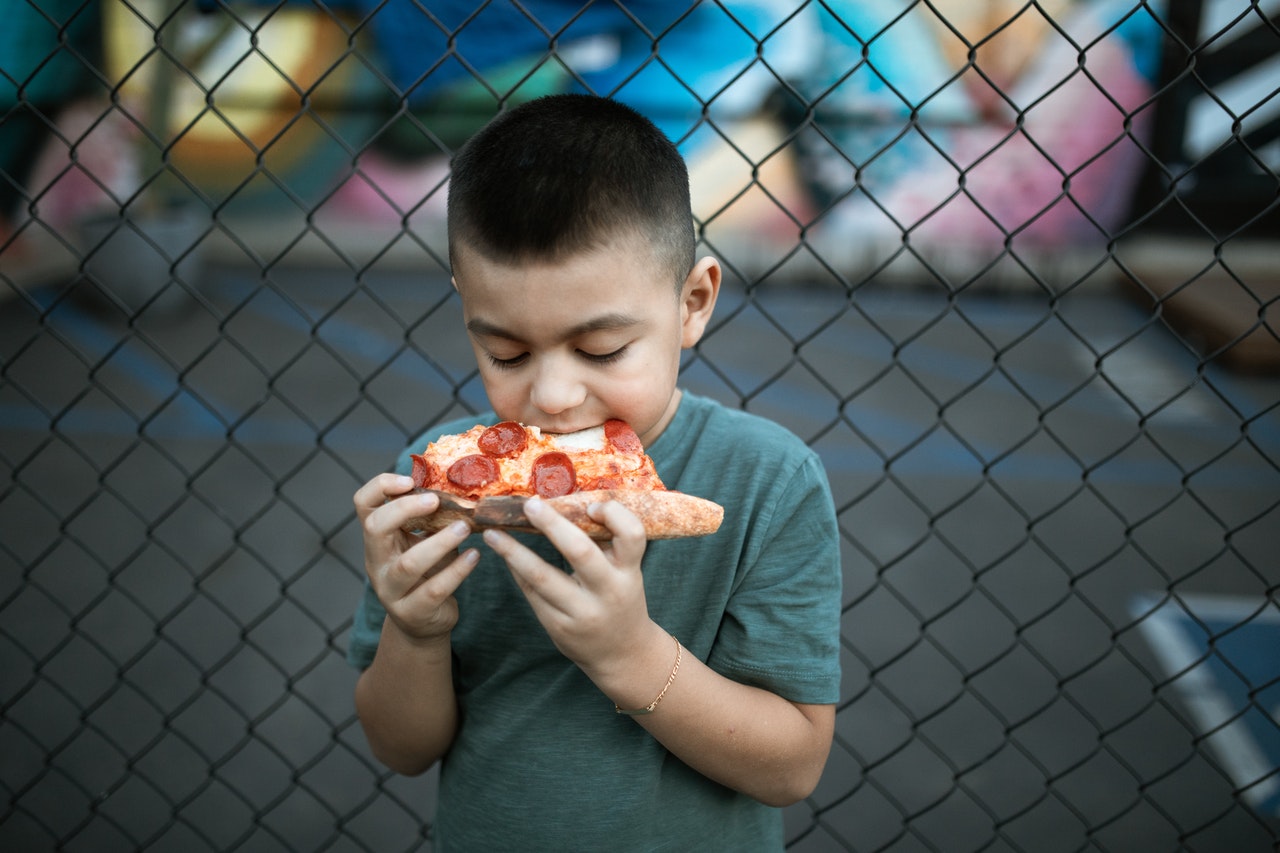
531;452;577;497
478;421;528;458
604;419;642;454
447;454;500;490
409;454;439;489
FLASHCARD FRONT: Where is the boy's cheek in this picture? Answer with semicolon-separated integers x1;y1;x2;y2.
474;369;519;403
479;384;540;428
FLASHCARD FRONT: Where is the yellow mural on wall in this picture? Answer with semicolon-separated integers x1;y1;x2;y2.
101;1;375;202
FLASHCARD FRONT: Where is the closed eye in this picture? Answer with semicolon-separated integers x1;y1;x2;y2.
580;345;628;365
485;352;529;370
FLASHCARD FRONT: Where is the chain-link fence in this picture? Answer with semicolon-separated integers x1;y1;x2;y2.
3;0;1278;850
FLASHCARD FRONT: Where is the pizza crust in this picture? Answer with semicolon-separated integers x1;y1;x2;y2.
401;488;724;541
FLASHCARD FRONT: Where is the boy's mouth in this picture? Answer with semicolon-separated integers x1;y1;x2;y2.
542;423;607;450
528;418;608;437
543;424;599;435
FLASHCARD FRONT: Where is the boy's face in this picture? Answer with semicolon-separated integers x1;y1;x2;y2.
452;240;719;447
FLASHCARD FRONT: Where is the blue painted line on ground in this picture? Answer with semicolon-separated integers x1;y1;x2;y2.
8;291;455;442
1132;594;1280;819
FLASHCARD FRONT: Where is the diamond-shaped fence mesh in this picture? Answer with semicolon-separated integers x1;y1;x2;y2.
3;0;1279;850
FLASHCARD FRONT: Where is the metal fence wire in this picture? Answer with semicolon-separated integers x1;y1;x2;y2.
2;0;1279;850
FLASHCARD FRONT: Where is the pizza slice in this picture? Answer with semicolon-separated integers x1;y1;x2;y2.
400;419;723;540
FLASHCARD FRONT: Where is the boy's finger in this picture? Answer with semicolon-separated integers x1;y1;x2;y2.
366;490;440;539
353;473;416;517
524;497;646;582
483;528;575;615
404;547;480;609
587;500;647;568
521;497;608;573
381;520;473;597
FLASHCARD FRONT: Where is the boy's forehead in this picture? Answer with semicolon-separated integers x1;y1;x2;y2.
452;240;675;301
454;254;678;346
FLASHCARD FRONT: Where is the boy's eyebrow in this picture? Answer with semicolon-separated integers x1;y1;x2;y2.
465;312;642;343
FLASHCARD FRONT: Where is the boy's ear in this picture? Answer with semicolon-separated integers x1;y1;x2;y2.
680;256;721;349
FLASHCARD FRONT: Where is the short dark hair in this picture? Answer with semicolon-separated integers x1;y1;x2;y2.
447;94;695;289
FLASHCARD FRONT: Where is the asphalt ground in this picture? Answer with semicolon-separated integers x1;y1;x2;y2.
2;257;1278;851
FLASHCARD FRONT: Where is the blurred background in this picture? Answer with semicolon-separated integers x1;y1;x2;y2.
2;0;1278;849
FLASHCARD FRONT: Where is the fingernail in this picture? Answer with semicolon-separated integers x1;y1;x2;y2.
449;520;470;537
525;496;544;515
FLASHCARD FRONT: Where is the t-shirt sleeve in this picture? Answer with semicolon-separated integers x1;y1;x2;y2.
706;449;843;705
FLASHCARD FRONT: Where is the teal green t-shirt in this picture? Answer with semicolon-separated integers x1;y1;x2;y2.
348;392;842;851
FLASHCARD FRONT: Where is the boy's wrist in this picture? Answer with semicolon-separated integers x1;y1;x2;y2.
381;616;453;659
589;621;680;713
615;633;681;715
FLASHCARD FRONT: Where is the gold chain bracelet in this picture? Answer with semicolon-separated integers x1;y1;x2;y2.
615;634;682;716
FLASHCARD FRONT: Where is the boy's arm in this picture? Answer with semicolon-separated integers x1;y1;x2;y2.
354;622;458;776
352;475;480;775
485;497;836;806
593;620;835;806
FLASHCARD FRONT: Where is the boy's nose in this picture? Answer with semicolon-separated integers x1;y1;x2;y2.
529;364;586;415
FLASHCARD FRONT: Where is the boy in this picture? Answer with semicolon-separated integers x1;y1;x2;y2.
349;94;841;850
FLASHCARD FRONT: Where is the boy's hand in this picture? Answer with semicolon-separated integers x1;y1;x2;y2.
483;497;658;677
354;474;480;643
